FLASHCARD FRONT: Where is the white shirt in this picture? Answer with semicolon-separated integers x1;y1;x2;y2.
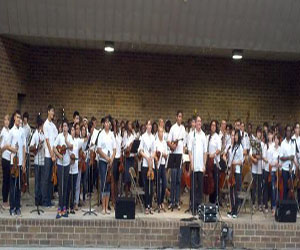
188;129;207;172
0;127;10;161
250;139;264;174
114;133;122;159
219;130;231;149
207;133;221;164
43;119;58;158
266;143;281;172
69;137;84;174
8;125;26;165
138;132;155;168
154;137;168;166
123;132;135;157
30;130;45;165
53;133;73;166
280;138;296;171
22;123;31;152
228;144;244;174
292;135;300;166
241;131;250;151
97;130;116;163
167;123;186;154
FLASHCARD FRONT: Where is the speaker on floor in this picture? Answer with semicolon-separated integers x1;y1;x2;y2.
179;223;201;249
115;197;135;219
275;200;297;223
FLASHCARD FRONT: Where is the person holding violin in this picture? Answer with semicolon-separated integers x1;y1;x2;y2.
122;120;135;197
188;116;207;214
154;126;168;211
53;120;73;219
43;105;58;207
227;129;243;219
29;116;45;207
7;110;26;216
279;125;298;200
0;114;11;209
250;126;264;211
112;119;122;202
79;124;89;205
291;122;300;206
97;116;116;215
268;133;281;216
207;120;221;204
167;111;186;211
138;119;155;214
73;123;89;211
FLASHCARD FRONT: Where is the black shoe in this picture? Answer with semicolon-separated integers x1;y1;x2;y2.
70;209;75;214
9;209;14;216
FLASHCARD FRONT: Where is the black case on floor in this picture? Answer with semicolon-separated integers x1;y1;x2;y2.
275;200;297;223
115;197;135;219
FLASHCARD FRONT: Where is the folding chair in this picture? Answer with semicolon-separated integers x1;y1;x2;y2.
129;167;145;213
237;171;254;219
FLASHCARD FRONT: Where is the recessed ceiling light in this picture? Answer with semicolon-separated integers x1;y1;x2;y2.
232;49;243;60
104;41;114;52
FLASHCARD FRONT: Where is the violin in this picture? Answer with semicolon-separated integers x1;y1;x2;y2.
119;154;125;174
89;150;96;167
170;138;184;152
147;168;154;180
228;164;236;187
79;149;87;173
106;151;112;183
56;145;67;155
21;170;28;193
52;162;58;186
11;143;19;178
288;164;295;200
268;164;272;183
125;142;133;157
70;153;76;165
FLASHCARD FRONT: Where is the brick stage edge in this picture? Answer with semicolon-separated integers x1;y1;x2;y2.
0;213;300;249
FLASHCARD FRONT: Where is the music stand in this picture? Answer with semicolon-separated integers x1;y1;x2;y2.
167;153;182;169
130;140;140;154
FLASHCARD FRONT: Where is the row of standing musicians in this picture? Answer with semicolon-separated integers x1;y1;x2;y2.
1;107;300;219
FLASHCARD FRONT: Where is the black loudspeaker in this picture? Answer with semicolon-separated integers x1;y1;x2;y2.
275;200;297;223
115;197;135;219
179;224;201;249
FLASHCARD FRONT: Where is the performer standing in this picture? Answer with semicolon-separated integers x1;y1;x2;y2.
167;111;186;210
43;105;58;207
154;127;168;211
139;119;155;214
0;115;11;209
188;116;207;214
29;116;45;207
53;120;73;218
97;116;116;215
7;111;26;216
207;120;221;204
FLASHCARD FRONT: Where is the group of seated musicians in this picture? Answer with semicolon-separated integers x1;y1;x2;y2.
1;106;300;219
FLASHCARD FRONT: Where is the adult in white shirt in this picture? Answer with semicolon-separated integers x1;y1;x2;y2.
22;112;31;151
43;105;58;207
207;120;221;204
73;123;89;211
227;130;244;218
0;114;11;208
112;119;122;202
292;122;300;206
7;111;26;216
154;127;168;211
53;120;73;218
280;125;298;200
29;117;45;207
249;127;264;210
188;116;207;214
167;111;186;210
79;124;89;205
138;119;155;214
97;117;116;215
122;120;135;197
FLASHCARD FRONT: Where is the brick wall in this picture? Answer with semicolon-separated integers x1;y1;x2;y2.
0;218;299;249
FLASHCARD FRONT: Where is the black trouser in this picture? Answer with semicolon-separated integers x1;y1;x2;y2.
252;173;262;206
34;164;43;206
42;157;53;206
263;170;271;209
190;171;203;213
209;164;219;204
155;165;167;206
57;164;70;210
230;173;241;215
142;167;153;209
66;173;78;210
282;169;291;200
9;165;21;210
2;158;10;203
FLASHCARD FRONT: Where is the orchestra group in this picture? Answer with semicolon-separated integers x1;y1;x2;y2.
1;105;300;220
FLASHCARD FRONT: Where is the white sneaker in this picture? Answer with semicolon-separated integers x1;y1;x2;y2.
232;214;237;219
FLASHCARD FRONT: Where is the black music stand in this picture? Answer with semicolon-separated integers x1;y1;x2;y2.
167;153;182;169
